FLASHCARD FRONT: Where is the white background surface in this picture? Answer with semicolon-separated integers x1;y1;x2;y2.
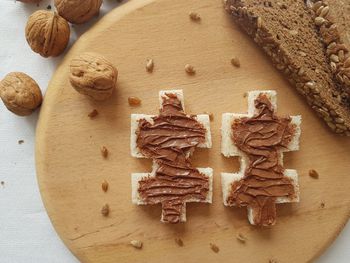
0;0;349;262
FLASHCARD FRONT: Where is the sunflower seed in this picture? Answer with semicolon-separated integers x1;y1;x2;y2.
185;64;196;74
189;11;201;21
315;17;326;26
130;240;143;249
210;243;219;253
145;58;154;72
231;57;241;67
101;204;110;216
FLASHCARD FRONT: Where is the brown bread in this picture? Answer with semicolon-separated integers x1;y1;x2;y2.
224;0;350;135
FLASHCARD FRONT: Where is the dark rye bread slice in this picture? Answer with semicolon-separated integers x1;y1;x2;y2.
224;0;350;135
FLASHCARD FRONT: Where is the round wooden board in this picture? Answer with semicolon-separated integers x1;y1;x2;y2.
36;0;350;262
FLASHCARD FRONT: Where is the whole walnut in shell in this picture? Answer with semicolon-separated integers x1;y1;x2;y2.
55;0;103;24
25;10;70;58
0;72;42;116
70;53;118;101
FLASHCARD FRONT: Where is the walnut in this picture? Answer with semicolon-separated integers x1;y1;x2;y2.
25;10;70;58
70;53;118;101
54;0;102;24
0;72;42;116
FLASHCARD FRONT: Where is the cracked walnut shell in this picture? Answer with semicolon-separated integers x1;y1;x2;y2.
70;53;118;101
55;0;103;24
0;72;42;116
25;10;70;58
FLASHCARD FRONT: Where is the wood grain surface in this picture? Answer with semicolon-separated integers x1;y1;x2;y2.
35;0;350;262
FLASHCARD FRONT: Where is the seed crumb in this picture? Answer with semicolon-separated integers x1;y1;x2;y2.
210;243;219;253
101;204;110;216
175;238;184;247
128;96;142;106
236;232;246;243
320;202;325;208
185;64;196;75
189;11;201;21
101;146;109;158
102;180;109;192
231;57;241;68
88;109;99;118
146;58;154;72
18;140;24;145
130;240;143;249
309;169;319;179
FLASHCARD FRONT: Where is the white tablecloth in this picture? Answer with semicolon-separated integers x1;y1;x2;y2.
0;0;349;262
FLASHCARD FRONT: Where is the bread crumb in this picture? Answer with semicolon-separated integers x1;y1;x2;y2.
210;243;219;253
231;57;241;68
101;204;110;216
88;109;98;118
130;240;143;249
146;58;154;73
101;146;109;158
309;169;319;179
175;238;184;247
18;140;24;145
189;11;201;21
236;232;246;243
185;64;196;75
102;180;109;192
128;96;142;106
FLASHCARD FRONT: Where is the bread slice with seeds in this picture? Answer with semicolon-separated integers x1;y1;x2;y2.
224;0;350;135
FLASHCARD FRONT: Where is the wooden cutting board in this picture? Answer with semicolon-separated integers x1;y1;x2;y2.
35;0;350;262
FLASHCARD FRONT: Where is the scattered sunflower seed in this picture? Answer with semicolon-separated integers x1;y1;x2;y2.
210;243;219;253
146;58;154;72
18;140;24;145
130;240;143;249
101;146;108;158
88;109;98;118
174;238;184;247
102;180;109;192
236;233;246;243
101;204;110;216
189;11;201;21
309;169;319;179
185;64;196;74
128;96;142;106
231;57;241;68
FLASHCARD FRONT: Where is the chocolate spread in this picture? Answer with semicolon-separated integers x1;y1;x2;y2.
227;94;296;226
136;93;209;224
